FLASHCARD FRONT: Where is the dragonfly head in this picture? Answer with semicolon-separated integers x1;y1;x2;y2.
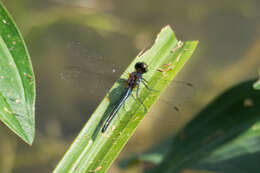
135;62;147;74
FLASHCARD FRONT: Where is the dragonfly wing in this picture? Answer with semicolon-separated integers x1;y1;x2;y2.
59;41;195;128
147;80;196;124
59;41;124;99
60;65;119;91
60;65;195;124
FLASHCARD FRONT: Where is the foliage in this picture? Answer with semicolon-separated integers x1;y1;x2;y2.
0;2;35;145
54;26;198;173
121;79;260;173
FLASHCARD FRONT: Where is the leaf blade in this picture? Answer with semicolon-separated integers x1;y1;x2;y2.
0;2;35;144
150;79;260;173
53;25;198;173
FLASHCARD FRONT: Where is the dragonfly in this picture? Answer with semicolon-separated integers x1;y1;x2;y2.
59;41;195;132
101;62;152;132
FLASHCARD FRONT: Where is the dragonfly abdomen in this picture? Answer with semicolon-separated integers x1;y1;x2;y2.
101;87;132;133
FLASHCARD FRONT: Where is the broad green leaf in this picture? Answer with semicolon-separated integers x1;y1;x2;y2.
192;120;260;173
119;137;173;168
149;79;260;173
254;80;260;90
53;25;198;173
0;2;35;144
253;73;260;90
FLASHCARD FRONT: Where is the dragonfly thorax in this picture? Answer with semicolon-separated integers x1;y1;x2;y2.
127;72;142;90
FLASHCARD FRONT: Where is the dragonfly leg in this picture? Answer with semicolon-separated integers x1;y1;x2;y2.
122;100;127;111
135;84;147;112
141;79;158;92
142;78;149;83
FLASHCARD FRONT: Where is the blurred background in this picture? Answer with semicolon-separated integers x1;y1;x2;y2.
0;0;260;172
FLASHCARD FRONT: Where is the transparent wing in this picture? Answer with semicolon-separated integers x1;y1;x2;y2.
59;40;124;99
60;64;120;96
58;41;195;126
145;81;195;128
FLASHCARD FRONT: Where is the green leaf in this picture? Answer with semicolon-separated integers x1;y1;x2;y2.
193;121;260;173
253;73;260;90
0;2;35;144
149;79;260;173
119;137;173;168
53;25;198;173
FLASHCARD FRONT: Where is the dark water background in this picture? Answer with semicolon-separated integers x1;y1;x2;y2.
0;0;260;172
